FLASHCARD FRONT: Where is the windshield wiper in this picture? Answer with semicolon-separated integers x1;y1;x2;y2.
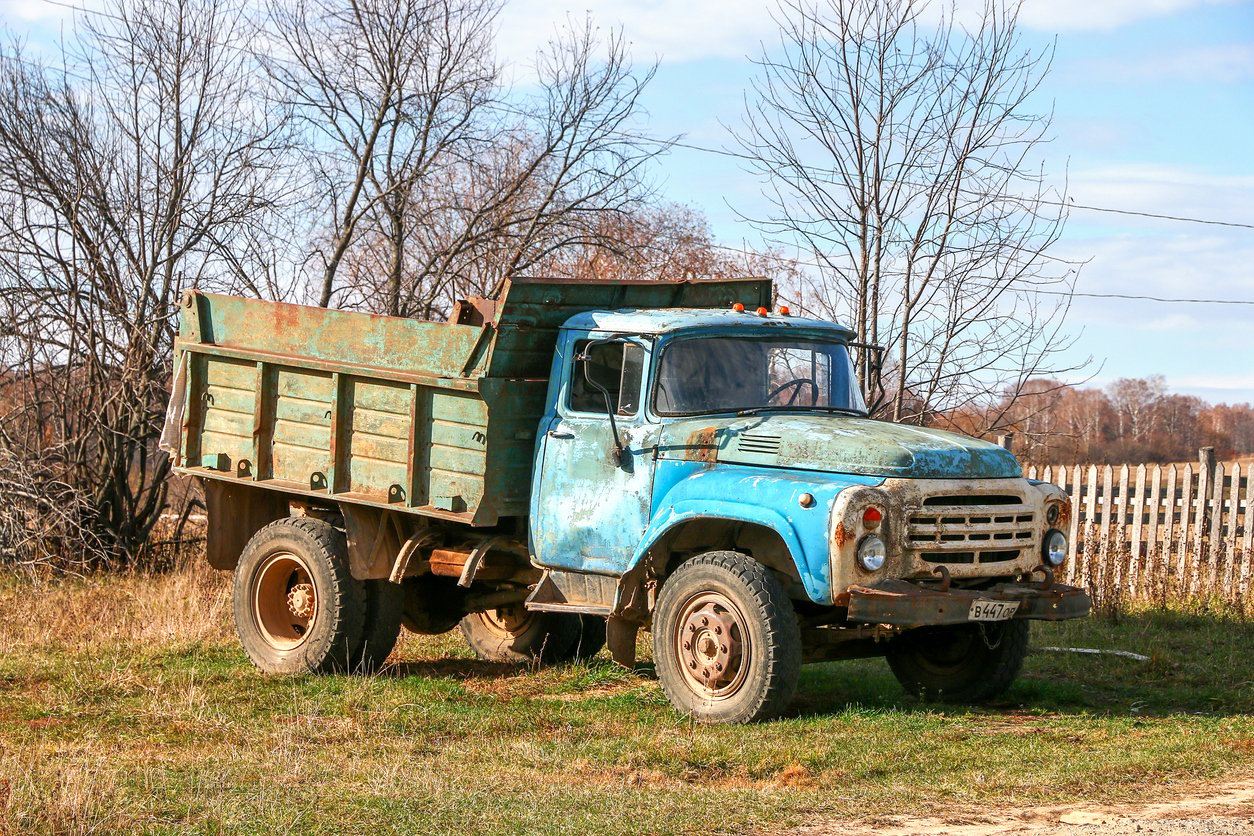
735;405;867;417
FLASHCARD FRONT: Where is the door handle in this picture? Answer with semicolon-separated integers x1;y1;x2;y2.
547;428;575;440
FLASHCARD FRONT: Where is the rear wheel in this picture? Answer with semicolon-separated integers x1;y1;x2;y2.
233;518;366;674
653;551;801;724
886;621;1030;702
459;606;580;663
353;579;405;672
400;574;467;635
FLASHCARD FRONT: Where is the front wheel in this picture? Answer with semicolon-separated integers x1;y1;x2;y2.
885;621;1030;702
653;552;801;724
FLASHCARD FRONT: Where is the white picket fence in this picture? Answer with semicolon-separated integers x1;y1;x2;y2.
1026;452;1252;603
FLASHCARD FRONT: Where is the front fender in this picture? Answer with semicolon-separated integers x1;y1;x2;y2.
629;462;882;604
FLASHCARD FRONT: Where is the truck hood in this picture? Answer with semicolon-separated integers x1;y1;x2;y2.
658;414;1021;479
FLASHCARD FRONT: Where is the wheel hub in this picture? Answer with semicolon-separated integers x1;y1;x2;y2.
287;583;315;619
677;597;746;696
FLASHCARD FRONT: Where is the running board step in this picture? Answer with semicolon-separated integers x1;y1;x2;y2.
526;569;616;615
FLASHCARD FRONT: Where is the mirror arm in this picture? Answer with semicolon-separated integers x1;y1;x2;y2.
578;344;628;469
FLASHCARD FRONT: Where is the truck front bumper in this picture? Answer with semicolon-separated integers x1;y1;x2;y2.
844;577;1090;628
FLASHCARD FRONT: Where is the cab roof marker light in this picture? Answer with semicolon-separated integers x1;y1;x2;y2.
755;306;769;316
732;302;745;312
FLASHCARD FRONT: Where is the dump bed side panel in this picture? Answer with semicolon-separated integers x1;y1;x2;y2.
172;278;773;527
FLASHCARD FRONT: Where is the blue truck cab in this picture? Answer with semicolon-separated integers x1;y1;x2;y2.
524;305;1088;722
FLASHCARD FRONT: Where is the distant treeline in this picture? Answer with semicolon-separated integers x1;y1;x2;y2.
947;375;1254;465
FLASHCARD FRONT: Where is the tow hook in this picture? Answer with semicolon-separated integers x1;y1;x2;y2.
1028;564;1054;590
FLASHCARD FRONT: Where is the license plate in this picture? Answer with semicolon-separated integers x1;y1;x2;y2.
969;599;1020;621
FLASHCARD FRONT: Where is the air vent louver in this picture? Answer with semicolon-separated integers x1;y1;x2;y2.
736;434;782;456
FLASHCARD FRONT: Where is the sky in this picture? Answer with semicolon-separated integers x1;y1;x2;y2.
2;0;1253;404
492;0;1254;406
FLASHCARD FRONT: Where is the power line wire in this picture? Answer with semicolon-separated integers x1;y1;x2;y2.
660;137;1254;232
704;241;1254;307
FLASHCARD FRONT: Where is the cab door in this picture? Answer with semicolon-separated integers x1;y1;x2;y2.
531;334;658;576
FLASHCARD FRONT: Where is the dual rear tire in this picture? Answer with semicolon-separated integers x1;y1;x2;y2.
233;518;402;674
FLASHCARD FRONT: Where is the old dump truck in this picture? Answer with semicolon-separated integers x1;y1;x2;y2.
164;276;1089;723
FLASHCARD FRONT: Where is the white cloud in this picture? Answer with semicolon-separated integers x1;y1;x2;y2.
1076;42;1254;83
495;0;776;68
1017;0;1244;32
491;0;1250;70
0;0;75;23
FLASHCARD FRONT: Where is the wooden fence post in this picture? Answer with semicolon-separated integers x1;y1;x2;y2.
1192;449;1215;595
1207;462;1225;597
1068;464;1082;584
1242;468;1254;599
1224;463;1241;602
1129;464;1147;597
1083;465;1099;588
1147;464;1164;596
1113;465;1130;591
1177;464;1194;591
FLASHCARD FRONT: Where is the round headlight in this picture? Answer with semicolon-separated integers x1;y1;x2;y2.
1043;529;1067;567
857;535;887;572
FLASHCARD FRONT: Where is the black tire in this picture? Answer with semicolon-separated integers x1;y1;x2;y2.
653;551;801;724
553;615;607;663
353;579;405;672
400;574;467;635
886;620;1030;702
459;606;580;664
233;517;366;675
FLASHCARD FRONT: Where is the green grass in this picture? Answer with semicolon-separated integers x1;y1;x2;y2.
2;567;1253;834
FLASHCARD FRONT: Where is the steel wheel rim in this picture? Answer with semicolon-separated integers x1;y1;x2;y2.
252;551;317;650
674;590;751;700
478;605;533;638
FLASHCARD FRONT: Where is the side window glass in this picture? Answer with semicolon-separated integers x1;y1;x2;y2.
569;339;644;416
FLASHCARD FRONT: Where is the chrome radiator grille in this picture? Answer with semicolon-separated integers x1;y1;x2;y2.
906;494;1035;566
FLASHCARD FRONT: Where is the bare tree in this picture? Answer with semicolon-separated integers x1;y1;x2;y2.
733;0;1085;425
0;0;284;566
266;0;666;317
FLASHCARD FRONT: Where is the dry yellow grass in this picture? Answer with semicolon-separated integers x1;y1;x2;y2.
0;558;232;651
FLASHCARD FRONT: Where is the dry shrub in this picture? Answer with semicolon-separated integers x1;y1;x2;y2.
0;451;111;574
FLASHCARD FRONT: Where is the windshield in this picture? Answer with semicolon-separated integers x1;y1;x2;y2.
654;334;867;416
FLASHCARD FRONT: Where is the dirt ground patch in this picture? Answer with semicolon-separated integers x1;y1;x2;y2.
787;775;1254;835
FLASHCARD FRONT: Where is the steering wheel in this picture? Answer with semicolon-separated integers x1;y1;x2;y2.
766;378;818;406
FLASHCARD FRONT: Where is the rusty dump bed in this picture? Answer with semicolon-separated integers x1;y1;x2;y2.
169;277;772;526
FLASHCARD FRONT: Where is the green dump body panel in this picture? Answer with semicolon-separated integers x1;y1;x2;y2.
171;277;772;526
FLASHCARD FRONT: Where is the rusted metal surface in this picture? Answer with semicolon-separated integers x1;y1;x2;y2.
677;591;748;696
342;505;407;580
827;477;1070;598
202;479;290;569
845;577;1091;627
